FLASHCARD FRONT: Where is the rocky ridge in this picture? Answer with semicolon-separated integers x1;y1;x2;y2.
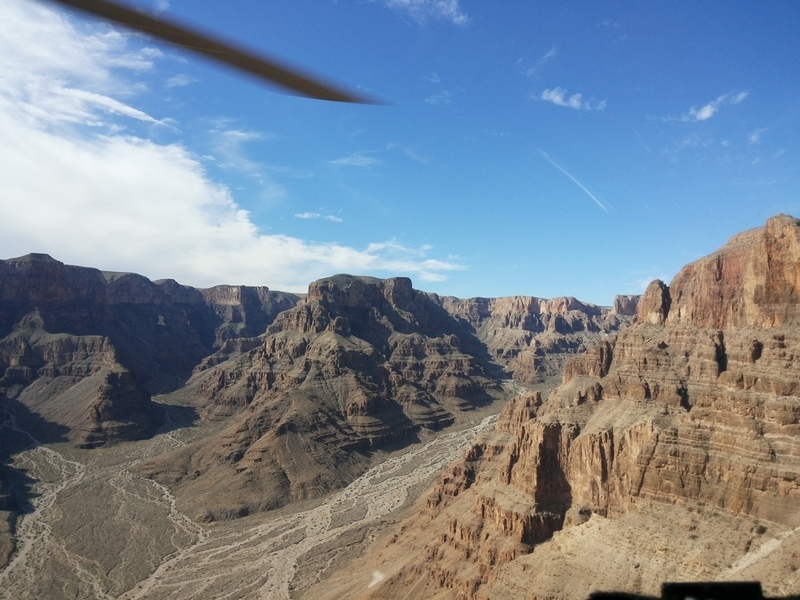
0;253;300;446
134;275;636;521
435;293;632;383
310;215;800;600
0;255;635;559
135;275;505;520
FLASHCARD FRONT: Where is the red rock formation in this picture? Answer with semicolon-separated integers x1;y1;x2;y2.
320;215;800;600
0;253;301;448
435;293;636;383
138;274;506;519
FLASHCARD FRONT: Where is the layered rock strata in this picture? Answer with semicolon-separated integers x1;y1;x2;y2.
136;275;507;520
0;254;300;447
0;255;635;527
313;215;800;600
434;294;635;383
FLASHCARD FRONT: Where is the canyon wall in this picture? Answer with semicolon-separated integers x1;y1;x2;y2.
311;215;800;600
433;293;633;383
0;253;300;447
0;255;634;534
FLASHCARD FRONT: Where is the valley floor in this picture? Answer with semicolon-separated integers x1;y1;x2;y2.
0;389;507;600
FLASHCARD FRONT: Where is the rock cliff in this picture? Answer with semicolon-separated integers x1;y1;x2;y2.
135;275;506;520
0;254;300;448
0;255;634;532
433;294;634;383
310;215;800;600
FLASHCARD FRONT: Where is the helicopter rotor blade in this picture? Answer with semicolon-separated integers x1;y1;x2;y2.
47;0;375;103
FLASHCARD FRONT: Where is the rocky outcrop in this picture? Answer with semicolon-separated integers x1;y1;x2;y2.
0;255;634;524
433;294;636;383
317;215;800;600
0;254;300;447
137;275;507;520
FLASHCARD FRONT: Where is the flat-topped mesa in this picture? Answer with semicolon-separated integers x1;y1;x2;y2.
307;274;414;310
0;253;107;304
611;293;639;316
638;214;800;328
438;294;605;328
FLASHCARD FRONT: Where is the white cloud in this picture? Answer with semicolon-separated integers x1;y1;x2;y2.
540;87;605;111
165;73;195;88
208;126;271;176
295;212;343;222
667;91;749;122
329;153;383;167
0;0;164;130
386;142;429;163
425;90;452;106
0;0;463;290
363;241;463;281
384;0;468;25
522;48;557;77
731;91;748;104
748;128;766;144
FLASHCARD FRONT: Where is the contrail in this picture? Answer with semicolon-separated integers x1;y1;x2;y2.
538;150;609;212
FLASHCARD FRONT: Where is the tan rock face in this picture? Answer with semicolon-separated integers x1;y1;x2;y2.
435;293;636;383
0;254;301;450
138;274;506;519
1;255;634;530
666;214;800;328
318;215;800;600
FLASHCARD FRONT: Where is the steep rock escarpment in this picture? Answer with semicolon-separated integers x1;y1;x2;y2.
0;254;636;528
312;215;800;600
136;275;507;520
0;254;300;447
434;293;636;383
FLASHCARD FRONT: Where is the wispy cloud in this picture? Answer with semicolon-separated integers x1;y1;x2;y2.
521;48;557;77
384;0;469;25
0;0;463;289
364;240;463;281
165;73;195;88
539;150;609;212
295;212;343;222
387;142;429;163
665;90;748;122
425;90;452;106
329;153;383;168
748;128;766;144
540;87;606;111
0;0;164;130
207;126;271;177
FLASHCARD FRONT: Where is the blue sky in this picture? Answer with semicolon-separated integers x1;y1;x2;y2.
1;0;798;305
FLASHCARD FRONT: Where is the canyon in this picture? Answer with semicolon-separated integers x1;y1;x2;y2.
307;215;800;599
1;215;799;599
0;250;632;598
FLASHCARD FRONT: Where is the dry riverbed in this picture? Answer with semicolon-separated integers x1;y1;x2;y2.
0;393;502;600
